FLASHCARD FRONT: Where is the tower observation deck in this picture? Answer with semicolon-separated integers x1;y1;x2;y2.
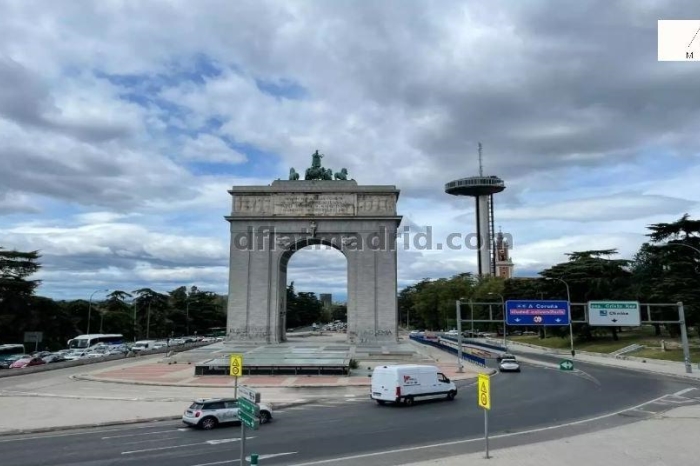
444;144;506;276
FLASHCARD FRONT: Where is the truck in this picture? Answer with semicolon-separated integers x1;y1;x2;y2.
370;364;457;406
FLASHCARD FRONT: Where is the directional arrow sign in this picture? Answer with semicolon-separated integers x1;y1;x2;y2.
506;300;570;326
238;409;260;430
239;385;260;404
559;360;574;371
588;301;640;327
238;398;260;417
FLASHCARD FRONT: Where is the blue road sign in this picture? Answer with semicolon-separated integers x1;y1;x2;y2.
505;300;570;325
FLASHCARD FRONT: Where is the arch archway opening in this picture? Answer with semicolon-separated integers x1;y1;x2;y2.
278;239;347;342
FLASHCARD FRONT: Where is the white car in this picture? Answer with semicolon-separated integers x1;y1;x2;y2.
499;357;521;372
182;397;273;430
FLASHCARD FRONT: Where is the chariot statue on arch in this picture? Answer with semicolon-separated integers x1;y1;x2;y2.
287;149;352;181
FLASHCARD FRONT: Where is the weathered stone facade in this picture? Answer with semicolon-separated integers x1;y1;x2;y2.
225;180;402;344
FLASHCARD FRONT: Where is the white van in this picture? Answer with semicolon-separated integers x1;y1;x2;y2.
132;340;157;352
370;364;457;406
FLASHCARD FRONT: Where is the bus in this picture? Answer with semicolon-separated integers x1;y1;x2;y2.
0;344;27;367
0;344;26;357
67;334;125;349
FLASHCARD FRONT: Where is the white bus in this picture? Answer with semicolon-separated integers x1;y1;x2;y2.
0;344;26;357
67;334;125;349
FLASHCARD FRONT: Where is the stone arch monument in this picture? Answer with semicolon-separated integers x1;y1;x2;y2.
225;151;402;344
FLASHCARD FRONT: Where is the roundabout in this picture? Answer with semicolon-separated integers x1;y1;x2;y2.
2;350;699;466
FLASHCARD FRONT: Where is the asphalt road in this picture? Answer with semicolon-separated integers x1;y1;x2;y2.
1;354;699;466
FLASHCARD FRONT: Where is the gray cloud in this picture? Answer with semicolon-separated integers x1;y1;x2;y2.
2;0;700;299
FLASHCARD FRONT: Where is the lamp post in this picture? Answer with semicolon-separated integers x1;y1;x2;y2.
455;300;464;372
186;298;190;336
133;302;137;342
548;277;574;358
665;243;699;372
86;289;108;334
488;293;506;350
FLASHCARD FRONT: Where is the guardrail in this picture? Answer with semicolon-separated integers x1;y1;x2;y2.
0;341;214;378
441;335;506;353
409;335;486;368
611;344;644;358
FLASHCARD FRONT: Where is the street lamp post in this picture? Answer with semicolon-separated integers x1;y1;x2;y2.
455;299;464;373
665;242;699;372
186;298;190;336
86;289;108;334
548;277;574;358
488;293;506;350
133;302;137;342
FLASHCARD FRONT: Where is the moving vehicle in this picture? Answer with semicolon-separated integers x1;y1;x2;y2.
132;340;157;351
67;334;125;349
182;397;273;430
370;364;457;406
499;356;521;372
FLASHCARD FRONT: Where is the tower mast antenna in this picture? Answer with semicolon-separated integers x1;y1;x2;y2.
478;142;483;177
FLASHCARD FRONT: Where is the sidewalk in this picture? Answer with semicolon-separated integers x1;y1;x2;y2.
404;403;700;466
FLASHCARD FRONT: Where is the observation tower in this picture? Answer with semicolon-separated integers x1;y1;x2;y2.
444;143;506;276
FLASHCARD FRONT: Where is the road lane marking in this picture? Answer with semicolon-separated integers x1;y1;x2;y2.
189;452;298;466
282;392;691;465
122;435;182;445
0;423;175;443
674;387;696;396
121;437;254;454
102;429;180;439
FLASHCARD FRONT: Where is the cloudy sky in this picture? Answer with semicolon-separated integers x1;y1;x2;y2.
2;0;700;302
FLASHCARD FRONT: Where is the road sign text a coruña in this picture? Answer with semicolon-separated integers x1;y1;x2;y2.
505;300;570;326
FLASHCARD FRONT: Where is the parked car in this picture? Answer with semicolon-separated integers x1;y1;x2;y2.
10;356;47;369
182;397;273;430
370;364;457;406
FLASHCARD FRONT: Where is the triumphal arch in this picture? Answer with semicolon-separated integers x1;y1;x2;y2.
225;151;402;344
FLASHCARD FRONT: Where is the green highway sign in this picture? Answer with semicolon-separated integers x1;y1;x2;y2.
238;398;260;417
238;408;260;430
588;301;641;327
559;360;574;371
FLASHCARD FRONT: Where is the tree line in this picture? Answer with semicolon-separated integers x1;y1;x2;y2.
0;248;345;350
3;214;697;348
399;215;700;341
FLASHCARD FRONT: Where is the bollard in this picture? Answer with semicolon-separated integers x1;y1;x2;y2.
250;453;259;465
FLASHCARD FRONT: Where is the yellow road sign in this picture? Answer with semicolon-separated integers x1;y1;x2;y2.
229;354;243;377
477;373;490;410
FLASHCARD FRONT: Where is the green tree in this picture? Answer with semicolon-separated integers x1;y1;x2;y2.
133;288;170;339
285;282;323;328
539;249;632;341
644;214;700;335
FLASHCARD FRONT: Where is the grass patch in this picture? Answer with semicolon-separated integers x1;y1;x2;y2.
629;347;700;362
510;326;700;355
